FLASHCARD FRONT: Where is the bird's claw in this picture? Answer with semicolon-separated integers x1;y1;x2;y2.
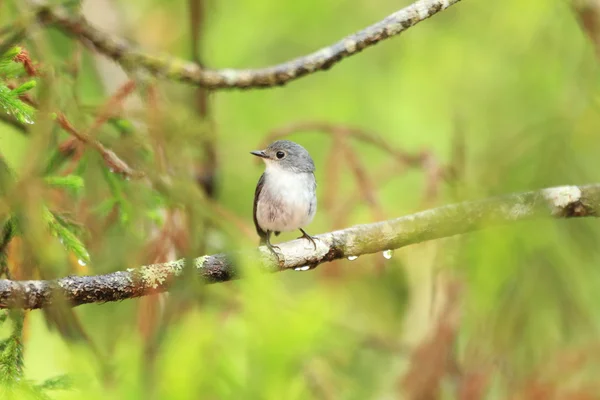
264;242;285;268
298;229;317;251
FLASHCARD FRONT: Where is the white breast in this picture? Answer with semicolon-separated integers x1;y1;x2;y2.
256;165;317;233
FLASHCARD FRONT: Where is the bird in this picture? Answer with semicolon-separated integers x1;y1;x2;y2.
251;140;317;254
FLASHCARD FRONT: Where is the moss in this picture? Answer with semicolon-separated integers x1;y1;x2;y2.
194;256;208;269
139;259;185;289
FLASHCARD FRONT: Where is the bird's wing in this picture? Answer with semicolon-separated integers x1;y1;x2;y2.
253;173;268;243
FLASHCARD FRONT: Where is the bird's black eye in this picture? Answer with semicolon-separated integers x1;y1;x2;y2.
276;151;285;159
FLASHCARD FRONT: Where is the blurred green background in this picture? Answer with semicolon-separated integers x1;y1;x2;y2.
3;0;600;398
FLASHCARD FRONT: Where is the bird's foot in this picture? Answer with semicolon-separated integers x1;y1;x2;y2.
298;228;317;250
264;242;285;269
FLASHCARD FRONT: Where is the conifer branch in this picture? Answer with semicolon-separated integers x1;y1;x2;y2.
30;0;462;89
0;113;27;133
0;184;597;310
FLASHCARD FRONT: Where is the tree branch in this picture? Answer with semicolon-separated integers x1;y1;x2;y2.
0;184;597;309
31;0;462;89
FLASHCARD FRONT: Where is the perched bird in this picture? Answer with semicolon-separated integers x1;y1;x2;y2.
251;140;317;254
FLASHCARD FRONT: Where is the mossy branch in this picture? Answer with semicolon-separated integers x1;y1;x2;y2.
30;0;462;89
0;184;597;310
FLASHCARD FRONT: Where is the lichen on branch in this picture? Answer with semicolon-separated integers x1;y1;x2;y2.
30;0;462;89
0;184;597;310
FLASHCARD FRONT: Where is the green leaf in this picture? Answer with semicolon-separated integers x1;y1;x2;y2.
44;207;89;264
100;162;131;224
108;117;135;136
0;310;24;385
0;84;35;124
10;80;36;95
0;337;9;353
34;374;73;391
0;311;8;326
43;149;72;175
0;46;29;79
44;175;84;191
0;46;20;68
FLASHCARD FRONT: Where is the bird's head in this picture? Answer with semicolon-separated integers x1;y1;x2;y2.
251;140;315;173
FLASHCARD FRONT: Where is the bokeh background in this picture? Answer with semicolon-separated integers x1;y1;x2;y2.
3;0;600;398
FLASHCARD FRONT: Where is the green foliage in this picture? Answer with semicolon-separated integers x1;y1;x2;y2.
107;118;135;136
0;42;91;265
44;207;89;264
0;309;73;399
44;175;84;192
0;46;23;77
34;374;73;391
0;46;35;124
0;310;25;385
0;85;34;124
3;0;600;398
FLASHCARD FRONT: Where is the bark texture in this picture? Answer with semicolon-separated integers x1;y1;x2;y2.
0;184;597;309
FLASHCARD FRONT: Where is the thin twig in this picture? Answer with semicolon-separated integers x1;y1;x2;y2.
265;120;447;227
323;132;344;210
189;0;217;198
573;0;600;58
57;80;140;178
339;139;385;220
13;47;38;76
84;80;136;138
55;113;142;179
31;0;463;89
421;150;445;205
266;121;425;167
0;183;597;309
5;80;141;178
401;279;463;399
332;160;405;228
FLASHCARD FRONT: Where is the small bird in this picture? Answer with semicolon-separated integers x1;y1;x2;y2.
251;140;318;254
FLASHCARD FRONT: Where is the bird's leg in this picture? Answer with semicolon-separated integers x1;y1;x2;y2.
264;231;281;256
263;231;286;270
298;228;317;250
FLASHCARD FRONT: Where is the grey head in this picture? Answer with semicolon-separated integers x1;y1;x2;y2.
250;140;315;173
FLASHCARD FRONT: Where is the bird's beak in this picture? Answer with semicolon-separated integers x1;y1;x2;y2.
250;150;268;159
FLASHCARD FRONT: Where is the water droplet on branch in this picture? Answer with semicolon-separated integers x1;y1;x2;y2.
347;255;358;261
294;265;311;271
383;249;393;259
78;259;87;266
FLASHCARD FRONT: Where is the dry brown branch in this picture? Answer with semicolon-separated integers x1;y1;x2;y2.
13;47;38;76
401;279;463;399
266;121;426;167
421;150;445;206
332;160;405;228
55;113;142;179
510;343;600;399
5;79;140;178
84;80;136;138
189;0;218;198
457;370;491;400
574;0;600;58
339;140;384;218
58;80;139;178
323;132;344;210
